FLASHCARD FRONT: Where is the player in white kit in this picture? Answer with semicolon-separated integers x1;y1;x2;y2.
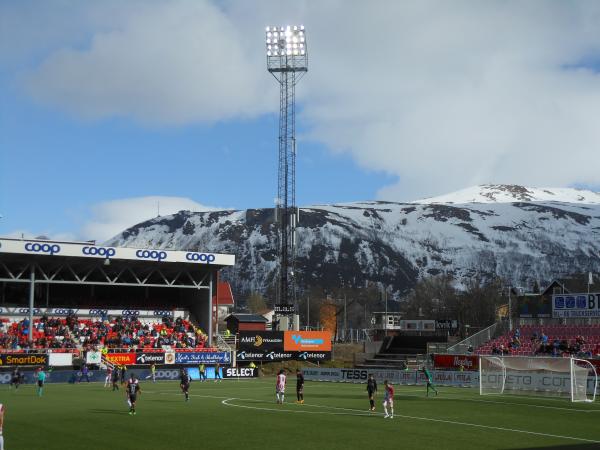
275;369;287;404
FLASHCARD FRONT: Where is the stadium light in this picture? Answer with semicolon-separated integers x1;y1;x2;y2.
265;25;308;310
265;25;308;73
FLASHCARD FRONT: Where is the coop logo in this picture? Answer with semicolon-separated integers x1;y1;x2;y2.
18;308;41;315
25;242;61;255
51;308;75;315
135;250;167;261
82;246;116;259
153;310;174;317
89;309;108;316
185;252;216;263
155;370;179;380
121;310;140;316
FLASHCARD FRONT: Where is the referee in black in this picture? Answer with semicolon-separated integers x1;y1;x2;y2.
296;369;305;404
367;374;377;411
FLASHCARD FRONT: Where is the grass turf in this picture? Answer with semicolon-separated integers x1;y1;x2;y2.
2;379;600;450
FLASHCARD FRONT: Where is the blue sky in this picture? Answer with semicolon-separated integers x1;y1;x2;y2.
1;80;393;239
2;1;600;241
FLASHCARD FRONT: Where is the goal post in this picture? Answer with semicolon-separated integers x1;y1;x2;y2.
479;355;597;402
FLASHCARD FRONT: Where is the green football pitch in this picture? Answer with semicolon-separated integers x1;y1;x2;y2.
2;379;600;450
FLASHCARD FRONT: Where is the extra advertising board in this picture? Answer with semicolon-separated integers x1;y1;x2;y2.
104;353;136;365
174;352;231;365
552;293;600;318
0;353;49;366
433;354;479;370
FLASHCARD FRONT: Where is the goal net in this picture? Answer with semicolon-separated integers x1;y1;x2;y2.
479;356;597;402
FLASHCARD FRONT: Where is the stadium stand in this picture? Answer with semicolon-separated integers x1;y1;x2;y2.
0;313;213;351
476;324;600;358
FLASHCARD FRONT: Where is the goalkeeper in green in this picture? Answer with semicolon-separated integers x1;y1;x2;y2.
421;367;438;396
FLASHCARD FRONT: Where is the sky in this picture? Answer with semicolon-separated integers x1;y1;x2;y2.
1;0;600;242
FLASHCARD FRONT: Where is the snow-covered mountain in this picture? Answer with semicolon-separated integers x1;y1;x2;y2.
106;185;600;297
415;184;600;204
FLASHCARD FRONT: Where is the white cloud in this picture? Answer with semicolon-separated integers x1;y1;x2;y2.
80;196;219;242
22;0;276;125
18;0;600;199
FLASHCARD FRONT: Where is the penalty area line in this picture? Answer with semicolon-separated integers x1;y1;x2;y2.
221;398;600;444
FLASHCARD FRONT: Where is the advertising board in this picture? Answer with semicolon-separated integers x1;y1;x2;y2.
284;331;332;352
433;354;479;370
552;293;600;318
174;352;231;365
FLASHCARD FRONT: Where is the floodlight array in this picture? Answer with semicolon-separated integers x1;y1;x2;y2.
265;25;306;57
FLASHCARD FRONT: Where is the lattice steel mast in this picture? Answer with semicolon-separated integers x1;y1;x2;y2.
265;25;308;307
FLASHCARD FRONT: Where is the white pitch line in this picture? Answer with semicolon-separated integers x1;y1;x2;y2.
220;397;600;445
397;391;600;413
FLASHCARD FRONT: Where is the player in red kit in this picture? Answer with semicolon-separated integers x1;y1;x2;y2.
383;380;394;419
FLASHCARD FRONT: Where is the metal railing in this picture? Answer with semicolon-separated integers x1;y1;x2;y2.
334;328;372;343
214;334;234;352
446;322;508;354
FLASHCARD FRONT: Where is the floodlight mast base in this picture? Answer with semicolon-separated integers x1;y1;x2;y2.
266;26;308;309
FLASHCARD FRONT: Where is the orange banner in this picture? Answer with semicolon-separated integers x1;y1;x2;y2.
284;331;332;352
104;353;136;365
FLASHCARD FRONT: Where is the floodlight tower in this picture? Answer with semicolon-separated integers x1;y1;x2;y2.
265;25;308;308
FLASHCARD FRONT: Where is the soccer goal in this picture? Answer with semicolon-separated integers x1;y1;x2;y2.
479;355;598;402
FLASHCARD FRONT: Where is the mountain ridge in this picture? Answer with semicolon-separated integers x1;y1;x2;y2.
105;185;600;298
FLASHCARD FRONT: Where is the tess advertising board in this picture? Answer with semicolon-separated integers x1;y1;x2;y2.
552;293;600;318
301;368;476;387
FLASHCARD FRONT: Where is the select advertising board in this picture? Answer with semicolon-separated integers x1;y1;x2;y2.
552;293;600;318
